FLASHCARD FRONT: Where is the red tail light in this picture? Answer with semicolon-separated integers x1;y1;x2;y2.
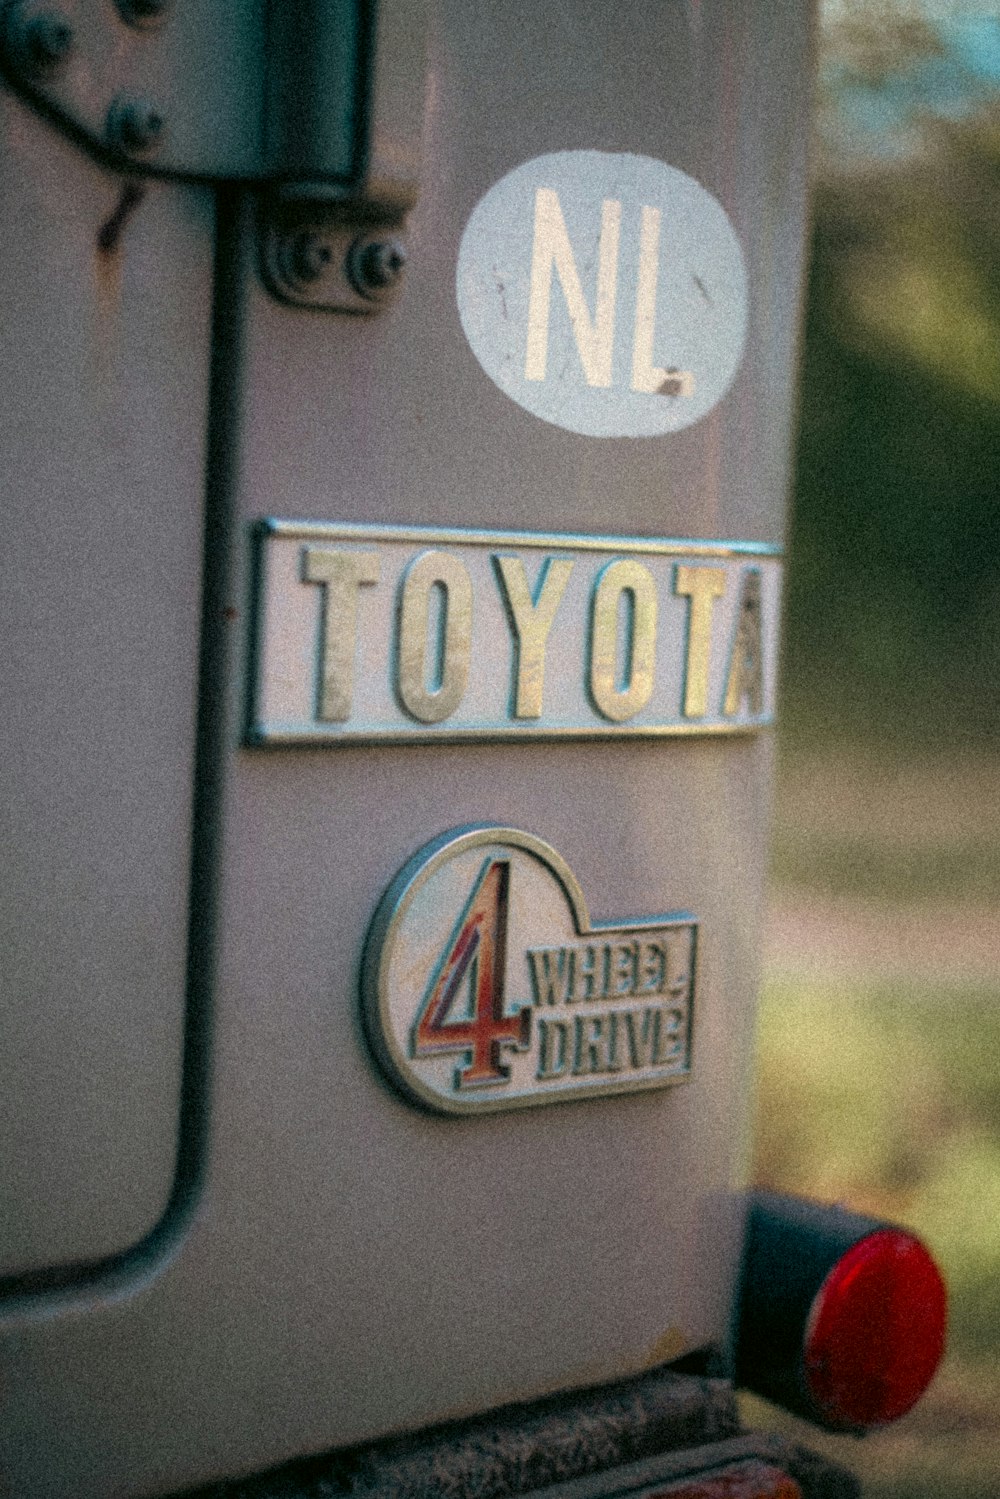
736;1192;947;1431
803;1226;946;1428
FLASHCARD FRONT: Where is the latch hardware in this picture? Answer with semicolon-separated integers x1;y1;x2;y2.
0;0;428;311
260;209;409;314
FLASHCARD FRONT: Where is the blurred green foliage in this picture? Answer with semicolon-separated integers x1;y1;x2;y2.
770;830;1000;900
782;111;1000;750
751;10;1000;1494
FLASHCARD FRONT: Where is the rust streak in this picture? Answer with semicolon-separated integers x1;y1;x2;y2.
97;182;146;256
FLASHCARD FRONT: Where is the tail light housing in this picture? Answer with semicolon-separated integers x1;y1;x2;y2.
736;1192;947;1432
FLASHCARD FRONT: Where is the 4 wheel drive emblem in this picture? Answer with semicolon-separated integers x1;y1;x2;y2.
361;827;697;1115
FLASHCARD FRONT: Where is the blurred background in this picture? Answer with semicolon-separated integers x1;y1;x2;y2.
745;2;1000;1495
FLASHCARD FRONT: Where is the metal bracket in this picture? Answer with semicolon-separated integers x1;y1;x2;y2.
0;0;263;178
259;201;409;314
0;0;428;311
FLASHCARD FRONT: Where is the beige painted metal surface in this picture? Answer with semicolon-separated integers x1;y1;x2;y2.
0;95;210;1278
0;3;815;1496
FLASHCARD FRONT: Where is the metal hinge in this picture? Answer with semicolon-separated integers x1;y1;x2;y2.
0;0;428;310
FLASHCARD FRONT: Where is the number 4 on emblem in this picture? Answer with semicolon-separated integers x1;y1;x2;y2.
412;859;531;1089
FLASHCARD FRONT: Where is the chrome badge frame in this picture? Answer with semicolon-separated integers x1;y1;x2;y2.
361;826;698;1116
250;520;781;745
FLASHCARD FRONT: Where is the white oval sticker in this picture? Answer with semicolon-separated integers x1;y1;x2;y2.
456;151;748;438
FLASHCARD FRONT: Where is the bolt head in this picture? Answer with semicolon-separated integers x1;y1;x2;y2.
18;10;74;69
349;236;407;298
286;231;334;285
108;96;165;155
115;0;170;26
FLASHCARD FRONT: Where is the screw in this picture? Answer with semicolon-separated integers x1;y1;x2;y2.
11;9;74;71
108;96;165;155
284;230;334;285
115;0;170;26
348;236;407;298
